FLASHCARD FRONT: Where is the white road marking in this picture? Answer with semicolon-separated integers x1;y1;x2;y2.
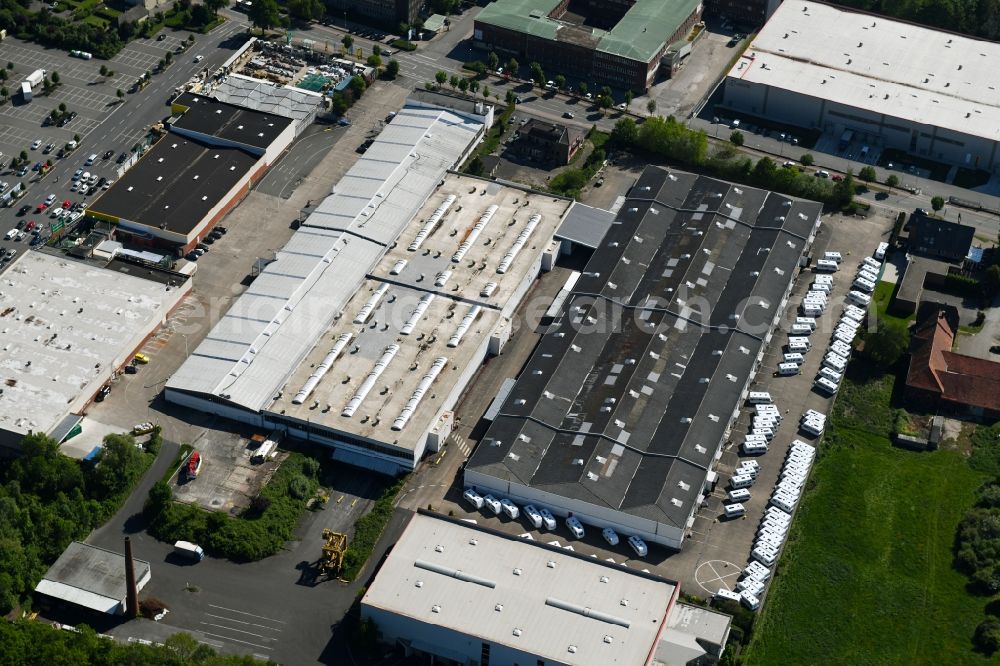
204;613;283;631
199;631;274;650
207;603;287;623
201;621;276;640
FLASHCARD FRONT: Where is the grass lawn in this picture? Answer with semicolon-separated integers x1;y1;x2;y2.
743;428;990;665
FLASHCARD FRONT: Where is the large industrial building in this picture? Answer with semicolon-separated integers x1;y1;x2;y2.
89;93;295;252
166;98;577;475
465;166;822;549
474;0;703;91
362;511;731;666
327;0;421;26
35;541;150;616
0;252;189;450
723;0;1000;171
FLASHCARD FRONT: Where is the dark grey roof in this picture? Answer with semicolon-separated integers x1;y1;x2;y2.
466;167;821;528
172;92;292;152
90;137;258;236
907;213;975;260
556;202;616;249
39;541;150;602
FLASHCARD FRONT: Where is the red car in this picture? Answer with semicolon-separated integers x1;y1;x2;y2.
62;199;71;209
25;220;35;232
831;174;844;182
36;203;48;212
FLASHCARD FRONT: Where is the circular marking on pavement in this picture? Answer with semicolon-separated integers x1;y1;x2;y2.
695;559;743;595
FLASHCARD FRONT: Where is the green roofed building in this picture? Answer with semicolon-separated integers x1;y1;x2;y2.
474;0;702;91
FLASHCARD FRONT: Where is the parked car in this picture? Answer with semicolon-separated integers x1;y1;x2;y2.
463;488;484;509
95;385;111;402
499;498;519;519
103;150;114;159
565;515;585;539
602;527;619;546
31;139;41;150
627;535;648;558
522;504;543;529
538;507;557;531
483;494;502;515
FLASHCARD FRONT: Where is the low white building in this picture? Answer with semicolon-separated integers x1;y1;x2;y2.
362;512;729;666
723;0;1000;170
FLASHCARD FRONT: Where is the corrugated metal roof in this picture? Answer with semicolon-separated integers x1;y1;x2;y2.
166;104;485;409
555;202;615;249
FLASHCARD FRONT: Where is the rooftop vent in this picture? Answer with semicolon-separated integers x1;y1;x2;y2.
547;561;556;569
415;580;423;587
568;646;577;654
431;605;441;613
513;628;522;637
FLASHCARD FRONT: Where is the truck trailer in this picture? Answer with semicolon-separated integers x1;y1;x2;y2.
24;69;45;88
20;82;31;102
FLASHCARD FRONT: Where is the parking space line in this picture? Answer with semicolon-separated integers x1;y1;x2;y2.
199;631;274;650
204;613;283;631
207;604;287;623
201;622;278;640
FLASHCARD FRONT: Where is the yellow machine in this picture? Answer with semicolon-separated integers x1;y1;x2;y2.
320;529;348;578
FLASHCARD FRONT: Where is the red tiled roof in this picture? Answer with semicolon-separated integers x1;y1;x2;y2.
906;311;1000;412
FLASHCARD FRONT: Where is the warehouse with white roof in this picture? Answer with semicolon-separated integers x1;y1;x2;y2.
166;97;574;474
362;511;731;666
723;0;1000;170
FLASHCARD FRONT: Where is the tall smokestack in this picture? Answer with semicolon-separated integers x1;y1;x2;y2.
124;537;139;619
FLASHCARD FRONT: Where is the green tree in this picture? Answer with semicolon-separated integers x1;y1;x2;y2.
11;433;84;500
598;94;612;113
73;133;80;143
449;74;459;89
800;153;815;166
975;619;1000;655
5;62;12;70
886;173;900;190
385;59;400;79
624;90;633;109
248;0;280;34
435;70;448;86
19;150;27;162
88;433;147;498
730;130;744;146
487;51;499;72
288;474;310;500
577;81;588;97
859;165;877;182
637;115;708;166
469;80;479;94
342;34;353;52
529;61;544;87
367;54;382;68
983;265;1000;298
832;170;856;207
863;318;909;368
144;480;173;517
204;0;227;16
50;71;59;85
0;88;7;101
467;155;484;175
612;117;638;146
503;88;514;103
931;195;945;212
459;77;470;93
165;51;172;64
506;57;519;77
482;85;490;98
554;74;566;90
646;98;656;114
99;64;108;77
0;70;5;81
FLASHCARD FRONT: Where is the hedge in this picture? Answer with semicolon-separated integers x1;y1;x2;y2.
341;476;407;581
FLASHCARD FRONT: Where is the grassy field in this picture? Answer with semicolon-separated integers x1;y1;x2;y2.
744;428;990;665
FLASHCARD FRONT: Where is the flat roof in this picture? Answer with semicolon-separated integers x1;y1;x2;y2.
210;74;323;123
35;541;150;614
272;176;570;450
362;511;676;666
0;252;177;439
556;202;616;249
167;103;487;411
729;0;1000;141
89;137;258;236
466;167;821;529
476;0;699;62
172;92;293;149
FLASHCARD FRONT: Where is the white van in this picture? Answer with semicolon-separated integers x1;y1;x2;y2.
815;259;839;272
838;316;861;330
800;304;824;318
752;418;778;430
716;589;742;603
727;488;751;502
730;474;754;489
823;353;848;372
483;494;502;514
795;317;817;330
857;267;879;281
814;274;834;285
748;392;772;405
463;488;484;509
627;535;648;557
801;421;825;437
724;503;746;519
565;515;585;538
844;305;866;322
810;282;832;294
852;277;876;293
737;577;765;596
788;336;811;350
834;326;857;341
819;366;843;383
739;460;760;473
742;440;769;455
752;546;777;566
85;153;97;165
831;340;852;357
848;290;872;307
745;564;771;584
4;228;16;240
814;377;839;394
500;498;520;519
783;352;805;364
778;362;800;376
755;404;780;416
787;339;810;353
861;256;881;269
790;323;813;336
875;242;888;260
750;427;775;441
824;251;843;262
741;592;761;610
522;504;543;529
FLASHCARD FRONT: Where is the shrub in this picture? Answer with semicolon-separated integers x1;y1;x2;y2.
288;474;310;500
390;39;417;51
800;153;815;166
341;476;407;580
975;618;1000;654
